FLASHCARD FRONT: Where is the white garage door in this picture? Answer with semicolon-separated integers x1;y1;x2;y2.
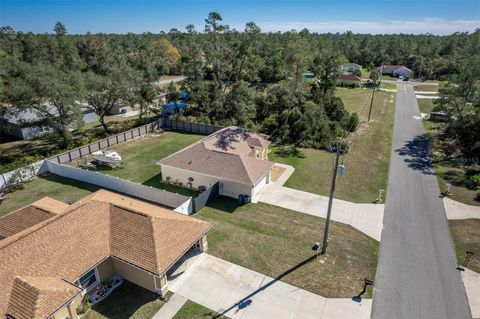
252;174;268;198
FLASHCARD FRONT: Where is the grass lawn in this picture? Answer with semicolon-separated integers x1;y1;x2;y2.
83;281;166;319
449;219;480;273
269;88;395;203
172;300;227;319
0;174;99;217
379;82;397;91
414;84;439;93
87;131;203;197
196;197;379;298
417;98;435;114
423;121;480;206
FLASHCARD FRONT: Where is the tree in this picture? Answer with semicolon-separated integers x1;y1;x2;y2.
54;22;67;36
151;38;181;70
2;62;84;147
84;63;142;133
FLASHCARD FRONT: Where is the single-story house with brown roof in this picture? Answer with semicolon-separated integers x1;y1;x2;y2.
157;127;275;200
0;190;212;319
337;74;362;86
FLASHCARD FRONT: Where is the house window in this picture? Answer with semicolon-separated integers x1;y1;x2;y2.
77;268;99;289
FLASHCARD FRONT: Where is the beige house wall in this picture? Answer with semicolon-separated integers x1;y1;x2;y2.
112;258;156;292
52;293;82;319
97;258;114;282
161;165;253;199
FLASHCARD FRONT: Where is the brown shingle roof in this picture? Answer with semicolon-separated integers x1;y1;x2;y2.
0;197;68;239
0;190;211;318
158;127;274;186
337;74;362;82
7;276;81;319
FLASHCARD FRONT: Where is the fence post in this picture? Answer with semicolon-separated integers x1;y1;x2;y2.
88;144;91;154
107;138;110;147
116;135;119;144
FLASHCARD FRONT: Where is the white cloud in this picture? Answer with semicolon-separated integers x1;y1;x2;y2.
257;19;480;35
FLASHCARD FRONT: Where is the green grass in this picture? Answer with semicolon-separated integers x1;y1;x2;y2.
417;98;435;114
379;82;397;90
196;197;379;298
172;300;227;319
414;84;439;93
83;280;166;319
449;219;480;273
423;122;480;206
269;88;395;203
88;131;203;197
0;174;99;217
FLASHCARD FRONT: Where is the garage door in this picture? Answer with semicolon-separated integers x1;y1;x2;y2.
252;174;268;198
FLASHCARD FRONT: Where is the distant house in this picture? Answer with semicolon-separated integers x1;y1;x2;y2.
1;105;98;140
340;63;362;74
380;65;413;78
337;74;362;86
0;190;212;319
158;127;274;200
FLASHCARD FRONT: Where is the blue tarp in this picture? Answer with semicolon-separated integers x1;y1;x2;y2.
179;91;190;99
165;102;188;114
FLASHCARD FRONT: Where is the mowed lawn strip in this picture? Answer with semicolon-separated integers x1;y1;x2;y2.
0;175;99;217
197;197;379;298
172;300;228;319
92;131;203;197
417;98;435;114
449;219;480;273
270;88;395;203
84;280;167;319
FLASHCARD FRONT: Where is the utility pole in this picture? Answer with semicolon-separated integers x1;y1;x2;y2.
321;144;341;254
367;83;376;122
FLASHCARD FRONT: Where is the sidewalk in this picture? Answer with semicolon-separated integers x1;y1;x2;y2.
462;268;480;318
152;294;187;319
444;197;480;219
169;253;371;319
254;163;384;241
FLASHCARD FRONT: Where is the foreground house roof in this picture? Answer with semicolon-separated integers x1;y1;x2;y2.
0;198;68;239
158;127;274;186
0;190;212;318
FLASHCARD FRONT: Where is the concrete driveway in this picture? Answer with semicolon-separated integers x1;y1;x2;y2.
254;164;384;241
169;253;371;319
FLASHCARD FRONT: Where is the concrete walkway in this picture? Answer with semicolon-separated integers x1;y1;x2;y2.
169;253;371;319
254;163;384;241
444;197;480;219
462;268;480;318
152;294;187;319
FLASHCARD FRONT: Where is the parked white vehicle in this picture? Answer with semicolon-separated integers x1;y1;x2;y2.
92;150;122;163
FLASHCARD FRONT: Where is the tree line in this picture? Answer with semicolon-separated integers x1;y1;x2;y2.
0;13;478;152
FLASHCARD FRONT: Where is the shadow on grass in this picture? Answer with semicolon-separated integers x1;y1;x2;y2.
213;254;318;318
205;196;242;214
40;174;101;192
87;280;162;319
273;146;306;159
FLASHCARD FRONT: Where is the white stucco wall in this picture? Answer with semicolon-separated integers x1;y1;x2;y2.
160;165;253;199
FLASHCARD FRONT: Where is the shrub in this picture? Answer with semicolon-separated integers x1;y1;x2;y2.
475;190;480;202
76;296;92;315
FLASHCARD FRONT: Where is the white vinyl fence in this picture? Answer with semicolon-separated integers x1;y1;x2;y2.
46;161;193;215
0;160;48;190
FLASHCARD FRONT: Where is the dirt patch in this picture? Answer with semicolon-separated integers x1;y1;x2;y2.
271;166;286;182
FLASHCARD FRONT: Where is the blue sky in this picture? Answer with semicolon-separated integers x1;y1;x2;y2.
1;0;479;34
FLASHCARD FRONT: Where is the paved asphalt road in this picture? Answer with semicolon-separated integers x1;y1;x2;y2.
372;83;471;319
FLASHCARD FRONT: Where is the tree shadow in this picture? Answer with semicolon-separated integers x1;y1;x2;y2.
213;127;252;151
273;146;306;159
213;254;318;318
395;135;435;175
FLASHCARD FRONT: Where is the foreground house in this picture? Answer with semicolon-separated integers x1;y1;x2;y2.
158;127;275;200
0;190;211;319
340;62;362;73
380;65;413;78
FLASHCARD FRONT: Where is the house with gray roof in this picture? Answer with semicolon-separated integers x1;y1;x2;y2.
157;127;274;201
340;63;362;73
380;65;413;78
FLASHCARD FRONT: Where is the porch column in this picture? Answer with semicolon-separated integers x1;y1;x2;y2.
198;235;208;252
154;274;169;296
